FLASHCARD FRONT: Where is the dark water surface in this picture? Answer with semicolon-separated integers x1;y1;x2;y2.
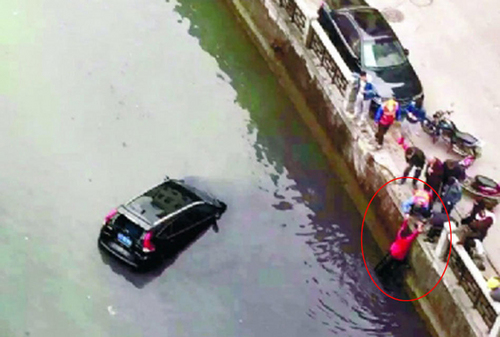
0;0;430;336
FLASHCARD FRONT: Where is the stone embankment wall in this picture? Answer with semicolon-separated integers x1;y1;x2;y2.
222;0;500;336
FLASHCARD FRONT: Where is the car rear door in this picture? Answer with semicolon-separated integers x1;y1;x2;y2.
332;13;361;71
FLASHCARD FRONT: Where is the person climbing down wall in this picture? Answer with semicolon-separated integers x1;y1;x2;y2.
375;214;425;284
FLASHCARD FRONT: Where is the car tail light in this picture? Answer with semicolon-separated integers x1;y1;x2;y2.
103;209;118;225
142;232;155;253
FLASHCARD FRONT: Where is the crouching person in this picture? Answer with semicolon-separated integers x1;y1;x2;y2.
424;212;450;243
375;214;425;285
402;189;433;220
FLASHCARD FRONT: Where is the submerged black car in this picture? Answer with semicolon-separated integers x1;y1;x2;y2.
98;177;227;269
318;4;424;108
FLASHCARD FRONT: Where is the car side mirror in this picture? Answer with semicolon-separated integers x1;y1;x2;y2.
404;48;409;56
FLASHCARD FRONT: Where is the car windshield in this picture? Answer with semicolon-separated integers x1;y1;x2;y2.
362;37;407;68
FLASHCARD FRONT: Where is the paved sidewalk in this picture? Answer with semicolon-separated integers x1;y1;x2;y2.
302;0;500;274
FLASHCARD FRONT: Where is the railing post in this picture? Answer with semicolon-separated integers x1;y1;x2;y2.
304;12;318;48
489;313;500;336
435;223;452;261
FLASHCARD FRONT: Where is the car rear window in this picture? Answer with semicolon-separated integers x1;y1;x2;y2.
126;181;201;224
350;9;393;38
362;38;406;68
114;214;145;240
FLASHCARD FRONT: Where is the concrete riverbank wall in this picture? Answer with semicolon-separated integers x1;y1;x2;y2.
221;0;500;336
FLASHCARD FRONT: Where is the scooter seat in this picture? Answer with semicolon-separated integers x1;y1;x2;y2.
475;175;498;189
456;131;478;145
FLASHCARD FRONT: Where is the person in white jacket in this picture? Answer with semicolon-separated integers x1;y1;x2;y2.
351;71;377;126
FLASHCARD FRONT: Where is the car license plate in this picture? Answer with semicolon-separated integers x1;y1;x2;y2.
117;233;132;247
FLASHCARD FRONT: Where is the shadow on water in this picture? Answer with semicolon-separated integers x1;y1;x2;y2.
98;222;219;289
173;1;430;335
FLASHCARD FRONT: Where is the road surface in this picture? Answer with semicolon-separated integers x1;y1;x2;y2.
0;0;430;336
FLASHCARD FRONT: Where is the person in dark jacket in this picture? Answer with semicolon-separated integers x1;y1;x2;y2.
374;98;401;150
458;208;496;255
442;159;466;185
461;198;487;225
441;177;463;214
400;146;426;187
424;156;444;203
424;212;450;243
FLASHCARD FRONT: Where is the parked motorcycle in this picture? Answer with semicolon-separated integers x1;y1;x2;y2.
462;174;500;209
420;110;483;158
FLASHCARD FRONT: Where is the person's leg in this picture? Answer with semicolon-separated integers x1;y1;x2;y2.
432;183;442;204
375;124;383;146
353;95;363;118
399;120;410;145
463;237;476;256
442;200;455;215
400;164;414;185
376;124;390;147
381;257;400;282
375;253;393;279
391;258;408;287
461;214;474;225
413;166;423;187
447;203;455;214
425;225;443;242
360;99;371;124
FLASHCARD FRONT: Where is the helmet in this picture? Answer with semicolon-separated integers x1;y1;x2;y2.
487;277;500;290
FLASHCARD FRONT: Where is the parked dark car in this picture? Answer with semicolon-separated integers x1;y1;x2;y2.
318;4;424;109
98;176;227;269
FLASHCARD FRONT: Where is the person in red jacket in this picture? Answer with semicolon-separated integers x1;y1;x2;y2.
373;98;402;150
375;214;425;282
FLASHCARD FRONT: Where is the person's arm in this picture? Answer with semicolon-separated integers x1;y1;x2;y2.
441;183;449;196
374;106;383;123
454;184;462;202
396;106;402;121
402;198;413;214
396;218;409;239
407;228;421;242
419;107;426;121
365;83;376;99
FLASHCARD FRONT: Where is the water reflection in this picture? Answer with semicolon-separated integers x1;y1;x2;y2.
174;0;429;335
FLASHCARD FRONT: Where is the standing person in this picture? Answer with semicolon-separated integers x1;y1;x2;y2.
442;159;466;185
397;100;426;147
352;71;377;126
374;97;401;150
400;146;426;187
441;177;463;214
375;215;425;281
424;156;444;203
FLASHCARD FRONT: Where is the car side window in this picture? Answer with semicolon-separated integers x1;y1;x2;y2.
187;204;215;224
334;14;361;58
171;213;191;235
